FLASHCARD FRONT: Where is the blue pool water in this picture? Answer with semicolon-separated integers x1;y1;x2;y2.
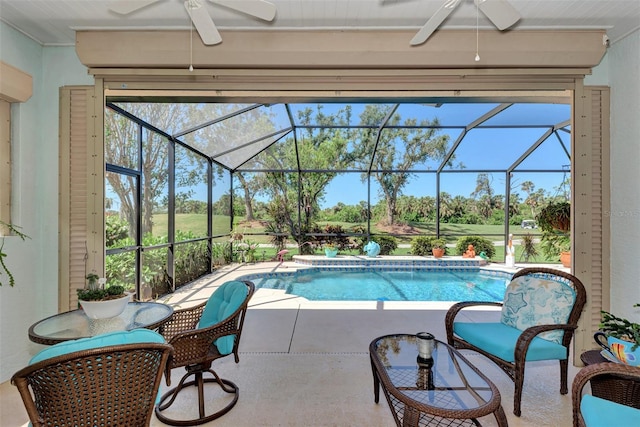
247;268;511;302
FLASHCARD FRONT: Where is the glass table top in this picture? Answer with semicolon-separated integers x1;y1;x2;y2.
371;334;496;411
29;302;174;345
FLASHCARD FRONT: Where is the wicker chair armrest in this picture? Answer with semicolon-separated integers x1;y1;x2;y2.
573;362;640;393
514;323;577;360
572;362;640;427
445;301;503;344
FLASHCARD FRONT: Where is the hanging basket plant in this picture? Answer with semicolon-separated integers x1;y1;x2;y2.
536;201;571;233
537;201;571;260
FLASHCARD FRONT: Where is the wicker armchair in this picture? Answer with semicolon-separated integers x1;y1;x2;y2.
155;280;255;426
445;267;586;416
11;335;173;427
572;362;640;427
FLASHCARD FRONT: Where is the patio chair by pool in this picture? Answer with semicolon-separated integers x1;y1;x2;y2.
572;362;640;427
445;267;586;416
11;329;173;427
155;280;255;426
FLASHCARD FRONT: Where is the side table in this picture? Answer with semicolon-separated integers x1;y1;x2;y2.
580;349;640;408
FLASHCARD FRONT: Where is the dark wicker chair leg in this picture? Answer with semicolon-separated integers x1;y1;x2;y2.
155;368;239;426
560;359;569;394
513;372;524;417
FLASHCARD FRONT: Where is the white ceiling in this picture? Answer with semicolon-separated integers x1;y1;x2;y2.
1;0;639;47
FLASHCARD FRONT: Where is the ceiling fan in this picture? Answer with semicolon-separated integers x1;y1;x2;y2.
385;0;521;46
109;0;277;45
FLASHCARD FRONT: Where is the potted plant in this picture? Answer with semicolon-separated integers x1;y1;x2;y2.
595;304;640;365
0;220;30;287
536;201;571;267
537;201;570;233
431;238;447;258
77;274;129;319
324;242;338;258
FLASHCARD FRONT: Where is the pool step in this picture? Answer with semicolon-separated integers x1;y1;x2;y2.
292;255;488;268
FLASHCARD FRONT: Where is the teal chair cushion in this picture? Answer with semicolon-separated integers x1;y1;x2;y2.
500;275;576;344
199;280;248;355
581;394;640;427
453;322;567;362
29;329;166;364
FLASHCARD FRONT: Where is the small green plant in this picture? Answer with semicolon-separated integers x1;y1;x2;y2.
77;274;126;301
0;221;30;287
455;236;496;259
519;233;538;262
431;238;447;250
599;304;640;350
85;273;100;290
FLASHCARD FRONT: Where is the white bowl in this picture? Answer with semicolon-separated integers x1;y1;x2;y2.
79;294;129;319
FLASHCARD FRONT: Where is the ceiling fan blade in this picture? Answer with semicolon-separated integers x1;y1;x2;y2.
208;0;277;21
475;0;521;30
184;1;222;45
410;0;461;46
109;0;163;15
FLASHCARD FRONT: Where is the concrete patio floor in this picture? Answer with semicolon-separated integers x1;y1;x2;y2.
1;260;579;426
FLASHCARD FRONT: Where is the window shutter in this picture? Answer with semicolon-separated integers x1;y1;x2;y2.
573;85;610;361
59;86;103;312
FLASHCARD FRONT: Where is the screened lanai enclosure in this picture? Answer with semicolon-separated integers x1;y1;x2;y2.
104;100;571;297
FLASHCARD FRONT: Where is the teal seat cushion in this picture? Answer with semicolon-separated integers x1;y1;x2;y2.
29;329;166;364
453;322;567;362
581;394;640;427
199;280;248;355
500;275;576;344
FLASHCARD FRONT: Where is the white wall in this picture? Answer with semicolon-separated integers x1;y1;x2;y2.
605;30;640;321
0;22;92;381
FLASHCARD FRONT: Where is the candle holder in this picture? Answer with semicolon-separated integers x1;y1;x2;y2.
416;332;435;359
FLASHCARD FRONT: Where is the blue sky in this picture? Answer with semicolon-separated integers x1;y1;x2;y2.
108;101;572;211
284;102;572;208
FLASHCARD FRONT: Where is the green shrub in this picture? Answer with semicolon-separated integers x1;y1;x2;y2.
375;235;398;255
410;236;433;256
106;214;130;247
410;236;446;255
321;224;352;251
455;236;496;258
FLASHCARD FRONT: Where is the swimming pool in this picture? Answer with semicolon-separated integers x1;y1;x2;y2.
245;268;512;302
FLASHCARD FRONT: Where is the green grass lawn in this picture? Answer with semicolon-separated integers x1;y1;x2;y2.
152;214;556;263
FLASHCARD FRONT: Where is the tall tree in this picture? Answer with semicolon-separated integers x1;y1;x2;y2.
471;173;501;220
521;180;546;218
105;104;188;237
254;105;355;250
105;103;243;238
353;105;450;225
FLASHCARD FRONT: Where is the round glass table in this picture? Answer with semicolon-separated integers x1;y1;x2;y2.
28;302;174;345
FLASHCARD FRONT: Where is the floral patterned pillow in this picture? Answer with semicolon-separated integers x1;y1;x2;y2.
500;275;576;344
